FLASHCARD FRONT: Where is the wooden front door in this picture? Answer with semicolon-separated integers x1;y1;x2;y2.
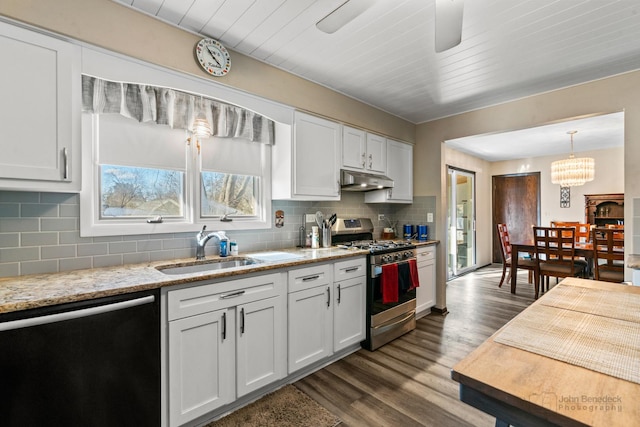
492;173;540;263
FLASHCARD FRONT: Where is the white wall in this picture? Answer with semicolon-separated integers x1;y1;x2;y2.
491;146;624;226
444;146;492;268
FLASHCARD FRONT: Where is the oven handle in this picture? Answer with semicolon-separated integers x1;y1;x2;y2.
371;311;415;334
371;258;417;277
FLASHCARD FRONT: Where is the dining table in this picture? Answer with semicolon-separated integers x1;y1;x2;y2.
510;241;594;294
451;277;640;427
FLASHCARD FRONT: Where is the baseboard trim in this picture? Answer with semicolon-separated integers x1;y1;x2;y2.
431;306;449;315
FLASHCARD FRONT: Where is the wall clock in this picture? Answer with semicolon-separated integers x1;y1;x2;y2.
195;38;231;77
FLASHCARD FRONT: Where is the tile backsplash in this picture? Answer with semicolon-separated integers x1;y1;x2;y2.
0;191;435;278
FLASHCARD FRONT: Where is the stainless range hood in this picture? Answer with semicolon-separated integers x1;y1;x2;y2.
340;169;394;192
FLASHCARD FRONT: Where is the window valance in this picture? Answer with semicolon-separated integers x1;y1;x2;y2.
81;75;275;144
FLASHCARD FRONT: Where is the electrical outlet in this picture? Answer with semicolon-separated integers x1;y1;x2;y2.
427;213;434;222
378;214;385;221
305;214;316;223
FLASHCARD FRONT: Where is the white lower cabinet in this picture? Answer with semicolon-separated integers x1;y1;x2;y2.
288;257;366;373
287;263;334;373
164;257;366;426
168;309;234;427
416;245;437;316
333;275;366;352
166;273;286;427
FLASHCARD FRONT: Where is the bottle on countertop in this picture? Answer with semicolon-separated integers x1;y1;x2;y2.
218;231;229;257
230;240;238;256
311;226;319;249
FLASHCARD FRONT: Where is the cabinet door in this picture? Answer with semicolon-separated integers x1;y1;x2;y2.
366;133;387;174
0;22;80;190
333;276;366;352
387;140;413;202
236;296;286;397
365;139;413;204
168;309;234;427
288;285;333;373
416;246;436;315
293;112;340;198
342;126;366;170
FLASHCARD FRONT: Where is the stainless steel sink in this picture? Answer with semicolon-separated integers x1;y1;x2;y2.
156;258;261;275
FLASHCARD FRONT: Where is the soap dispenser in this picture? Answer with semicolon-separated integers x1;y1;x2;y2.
218;231;229;257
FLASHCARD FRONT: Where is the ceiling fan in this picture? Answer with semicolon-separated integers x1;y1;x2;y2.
316;0;464;52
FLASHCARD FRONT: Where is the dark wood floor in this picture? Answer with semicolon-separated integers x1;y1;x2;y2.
295;264;538;427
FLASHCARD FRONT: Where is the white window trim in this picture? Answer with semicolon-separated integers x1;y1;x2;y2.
80;114;272;237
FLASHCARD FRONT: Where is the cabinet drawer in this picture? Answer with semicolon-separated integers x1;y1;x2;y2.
417;246;436;263
334;257;366;281
288;263;332;293
167;273;284;321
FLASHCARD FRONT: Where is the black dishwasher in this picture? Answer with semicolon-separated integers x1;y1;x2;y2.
0;289;160;427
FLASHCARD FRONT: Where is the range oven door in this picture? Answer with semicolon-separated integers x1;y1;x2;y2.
366;260;417;350
370;261;417;315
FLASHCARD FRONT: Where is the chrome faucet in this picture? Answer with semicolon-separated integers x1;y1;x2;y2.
195;225;226;260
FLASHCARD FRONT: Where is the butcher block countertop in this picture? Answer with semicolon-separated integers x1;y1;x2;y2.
0;247;369;315
452;278;640;427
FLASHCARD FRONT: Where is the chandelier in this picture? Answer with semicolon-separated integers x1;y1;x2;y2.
551;131;595;187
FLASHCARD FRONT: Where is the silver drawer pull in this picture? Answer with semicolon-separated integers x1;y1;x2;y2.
220;290;245;299
302;275;320;282
345;267;359;273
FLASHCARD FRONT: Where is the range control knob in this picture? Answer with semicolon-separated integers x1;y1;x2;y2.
404;251;414;259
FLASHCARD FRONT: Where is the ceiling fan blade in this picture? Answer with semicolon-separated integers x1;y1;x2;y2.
435;0;464;52
316;0;376;34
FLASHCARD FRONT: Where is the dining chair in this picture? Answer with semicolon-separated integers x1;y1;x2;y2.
497;223;539;297
550;221;579;227
573;223;591;243
533;226;586;294
592;227;624;282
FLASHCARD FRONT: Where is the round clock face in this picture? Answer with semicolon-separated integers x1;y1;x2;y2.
195;38;231;77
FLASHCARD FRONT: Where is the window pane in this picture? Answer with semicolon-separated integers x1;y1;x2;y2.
100;165;184;218
201;172;258;217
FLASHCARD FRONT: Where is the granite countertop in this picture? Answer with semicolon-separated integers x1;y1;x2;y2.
0;247;368;315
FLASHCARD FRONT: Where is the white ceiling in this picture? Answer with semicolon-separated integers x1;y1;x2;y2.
445;111;624;162
113;0;633;159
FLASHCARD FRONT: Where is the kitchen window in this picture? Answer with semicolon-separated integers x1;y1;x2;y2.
80;76;274;237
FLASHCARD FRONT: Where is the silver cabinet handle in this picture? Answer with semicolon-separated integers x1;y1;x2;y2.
0;295;154;332
345;267;359;273
368;153;372;169
240;307;245;334
62;147;69;180
361;152;366;168
222;311;227;340
326;286;331;307
220;290;245;299
302;275;320;282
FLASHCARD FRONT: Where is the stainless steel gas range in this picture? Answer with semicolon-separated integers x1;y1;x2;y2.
332;218;417;350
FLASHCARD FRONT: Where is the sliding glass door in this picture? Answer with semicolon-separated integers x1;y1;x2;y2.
447;167;476;279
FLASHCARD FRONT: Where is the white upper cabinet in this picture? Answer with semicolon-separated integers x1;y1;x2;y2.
341;126;386;174
273;111;341;200
365;133;387;174
0;21;81;192
365;139;413;203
